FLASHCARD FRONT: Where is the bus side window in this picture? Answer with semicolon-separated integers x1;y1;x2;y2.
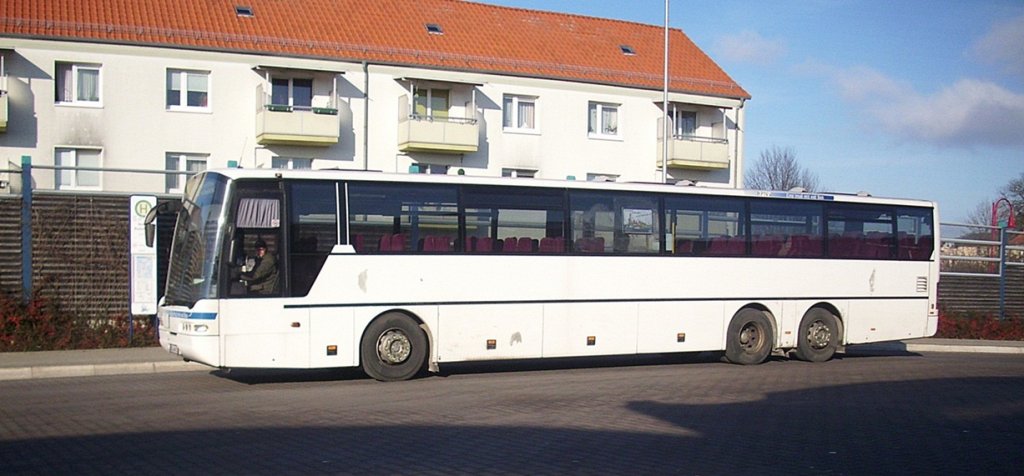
897;207;934;260
230;191;283;298
827;205;895;259
348;182;458;253
570;191;658;254
288;181;339;297
463;186;565;254
664;196;745;256
750;200;824;258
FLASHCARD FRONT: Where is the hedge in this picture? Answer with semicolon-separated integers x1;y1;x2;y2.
0;287;158;352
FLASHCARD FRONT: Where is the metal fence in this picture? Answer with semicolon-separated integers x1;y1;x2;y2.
940;222;1024;318
1;158;182;319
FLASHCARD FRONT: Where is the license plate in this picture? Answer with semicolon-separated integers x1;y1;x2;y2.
169;344;180;355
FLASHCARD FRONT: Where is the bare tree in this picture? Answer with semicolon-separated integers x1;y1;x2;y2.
999;172;1024;227
963;172;1024;228
965;201;993;226
962;201;998;240
745;146;821;191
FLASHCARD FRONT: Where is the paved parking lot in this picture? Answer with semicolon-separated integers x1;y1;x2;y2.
1;351;1022;474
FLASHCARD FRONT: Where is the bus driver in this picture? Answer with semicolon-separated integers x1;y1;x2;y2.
241;239;278;295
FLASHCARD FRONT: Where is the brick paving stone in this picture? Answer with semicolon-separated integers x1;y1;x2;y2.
0;352;1021;474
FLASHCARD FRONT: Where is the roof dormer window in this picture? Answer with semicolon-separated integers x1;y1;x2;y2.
619;45;636;56
235;5;254;17
425;23;444;35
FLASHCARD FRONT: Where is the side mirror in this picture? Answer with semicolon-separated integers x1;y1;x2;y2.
144;200;182;248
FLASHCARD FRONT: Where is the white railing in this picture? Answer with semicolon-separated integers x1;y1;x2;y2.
940;222;1023;319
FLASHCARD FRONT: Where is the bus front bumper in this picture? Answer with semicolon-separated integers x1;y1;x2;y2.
160;326;221;368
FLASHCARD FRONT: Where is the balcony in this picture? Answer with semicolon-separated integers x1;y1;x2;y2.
656;106;732;170
252;70;342;147
398;114;479;154
255;105;340;146
664;136;730;169
657;134;730;170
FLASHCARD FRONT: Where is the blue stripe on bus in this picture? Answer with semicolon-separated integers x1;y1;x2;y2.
165;311;218;320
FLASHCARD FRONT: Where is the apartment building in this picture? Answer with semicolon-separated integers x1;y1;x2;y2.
0;0;750;195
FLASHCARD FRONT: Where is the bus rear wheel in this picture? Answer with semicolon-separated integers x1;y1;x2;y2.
360;312;427;382
725;309;774;365
793;308;839;362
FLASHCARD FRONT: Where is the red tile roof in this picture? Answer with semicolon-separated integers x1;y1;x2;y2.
0;0;749;99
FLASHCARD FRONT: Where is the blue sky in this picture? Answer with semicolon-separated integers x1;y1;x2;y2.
478;0;1024;222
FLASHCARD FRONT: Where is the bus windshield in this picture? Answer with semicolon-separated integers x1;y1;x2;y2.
164;172;230;307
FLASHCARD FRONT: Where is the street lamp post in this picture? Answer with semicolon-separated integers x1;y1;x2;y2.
662;0;670;184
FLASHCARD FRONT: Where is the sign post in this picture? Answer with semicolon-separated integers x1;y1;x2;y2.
129;196;158;318
21;155;32;303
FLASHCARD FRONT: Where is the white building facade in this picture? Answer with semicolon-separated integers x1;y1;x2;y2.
0;1;749;195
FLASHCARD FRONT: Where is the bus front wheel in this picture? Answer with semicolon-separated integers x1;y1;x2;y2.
793;308;839;362
725;309;774;365
360;312;428;382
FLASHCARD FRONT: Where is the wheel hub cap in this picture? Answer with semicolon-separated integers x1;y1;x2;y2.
740;324;760;350
807;321;831;349
377;329;411;365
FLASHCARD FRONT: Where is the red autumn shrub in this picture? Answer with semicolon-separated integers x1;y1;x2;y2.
0;287;158;352
936;312;1024;340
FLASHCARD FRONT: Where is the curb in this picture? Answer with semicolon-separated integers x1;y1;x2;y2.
0;359;210;382
2;339;1021;382
846;339;1024;355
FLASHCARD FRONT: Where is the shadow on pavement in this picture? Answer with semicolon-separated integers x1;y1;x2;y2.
211;348;923;384
436;351;725;377
210;352;725;385
211;367;368;385
2;376;1021;474
840;341;924;358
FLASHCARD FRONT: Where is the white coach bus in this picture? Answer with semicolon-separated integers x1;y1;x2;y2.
149;169;938;381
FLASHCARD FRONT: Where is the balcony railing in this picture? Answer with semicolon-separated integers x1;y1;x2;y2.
657;134;730;170
398;113;479;154
0;75;8;133
255;104;340;146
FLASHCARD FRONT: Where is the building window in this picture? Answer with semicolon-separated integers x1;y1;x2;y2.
55;148;101;190
413;88;449;120
502;168;536;178
588;102;619;138
271;157;313;170
166;153;208;193
167;69;210;111
671;110;697;138
502;95;537;132
55;62;101;106
270;78;313;109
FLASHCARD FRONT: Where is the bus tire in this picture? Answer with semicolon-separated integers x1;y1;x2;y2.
725;308;774;365
794;308;839;363
360;312;428;382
